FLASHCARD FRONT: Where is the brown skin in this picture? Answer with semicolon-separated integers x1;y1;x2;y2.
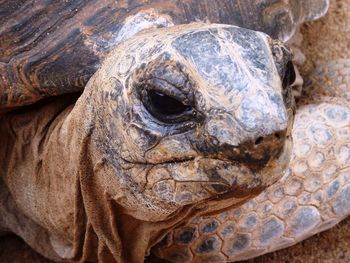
2;63;349;263
0;1;331;262
0;24;294;262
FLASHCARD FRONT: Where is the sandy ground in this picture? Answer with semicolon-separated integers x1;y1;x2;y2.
1;0;349;262
300;0;350;75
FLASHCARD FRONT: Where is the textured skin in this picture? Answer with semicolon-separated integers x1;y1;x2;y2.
0;1;334;263
0;0;328;110
154;60;350;262
0;24;294;263
0;63;349;263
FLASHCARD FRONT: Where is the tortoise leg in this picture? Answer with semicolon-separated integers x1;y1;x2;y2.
153;60;350;262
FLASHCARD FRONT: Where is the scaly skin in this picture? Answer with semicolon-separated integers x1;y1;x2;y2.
0;24;295;263
153;59;350;262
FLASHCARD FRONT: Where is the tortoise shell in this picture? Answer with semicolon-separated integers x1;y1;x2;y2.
0;0;329;110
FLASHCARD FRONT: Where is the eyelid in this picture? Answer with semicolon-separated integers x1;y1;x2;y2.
143;77;191;105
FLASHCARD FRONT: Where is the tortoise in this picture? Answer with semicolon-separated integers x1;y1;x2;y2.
1;0;348;263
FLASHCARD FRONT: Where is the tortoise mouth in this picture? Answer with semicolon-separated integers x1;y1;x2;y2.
152;133;292;171
142;136;292;204
123;133;291;168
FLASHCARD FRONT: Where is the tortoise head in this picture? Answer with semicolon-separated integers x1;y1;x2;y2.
88;24;295;221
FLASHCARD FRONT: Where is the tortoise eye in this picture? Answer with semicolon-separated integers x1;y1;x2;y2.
143;89;195;124
148;90;190;116
282;61;296;88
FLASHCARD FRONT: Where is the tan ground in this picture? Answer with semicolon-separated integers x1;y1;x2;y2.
300;0;350;75
1;0;349;262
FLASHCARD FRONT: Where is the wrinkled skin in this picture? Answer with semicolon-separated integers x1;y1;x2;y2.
92;23;294;219
0;24;294;262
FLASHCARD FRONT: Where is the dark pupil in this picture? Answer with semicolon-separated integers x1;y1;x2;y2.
283;61;296;88
148;90;189;115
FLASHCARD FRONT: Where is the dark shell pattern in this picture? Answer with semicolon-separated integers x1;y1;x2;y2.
0;0;329;110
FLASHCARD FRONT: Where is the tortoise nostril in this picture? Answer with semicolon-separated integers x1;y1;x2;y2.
255;137;264;145
274;132;283;140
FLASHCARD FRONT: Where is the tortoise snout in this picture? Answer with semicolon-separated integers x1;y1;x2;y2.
233;130;286;171
215;130;286;172
196;116;287;171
